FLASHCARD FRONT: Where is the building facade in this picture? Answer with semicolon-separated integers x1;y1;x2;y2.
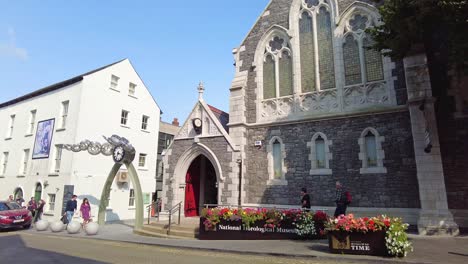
0;59;160;222
162;0;466;234
155;119;180;202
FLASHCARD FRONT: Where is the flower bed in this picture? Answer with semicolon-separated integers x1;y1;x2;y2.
199;207;328;240
325;214;413;257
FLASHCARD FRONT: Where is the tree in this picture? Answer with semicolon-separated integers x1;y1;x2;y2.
368;0;468;73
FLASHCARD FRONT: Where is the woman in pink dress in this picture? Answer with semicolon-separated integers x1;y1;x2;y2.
79;198;91;227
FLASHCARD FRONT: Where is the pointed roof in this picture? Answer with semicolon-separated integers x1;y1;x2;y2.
208;105;229;133
0;59;126;109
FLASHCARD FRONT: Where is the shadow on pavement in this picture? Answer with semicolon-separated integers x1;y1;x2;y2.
0;234;105;264
448;252;468;257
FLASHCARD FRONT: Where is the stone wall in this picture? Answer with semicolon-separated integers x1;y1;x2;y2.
243;111;420;208
440;116;468;210
164;137;235;207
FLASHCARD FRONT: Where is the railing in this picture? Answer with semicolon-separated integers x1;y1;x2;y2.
146;198;162;225
167;201;182;235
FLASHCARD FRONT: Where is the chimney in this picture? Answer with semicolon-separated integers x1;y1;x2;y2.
172;118;180;127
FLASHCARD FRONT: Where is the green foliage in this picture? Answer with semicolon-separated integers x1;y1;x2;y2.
367;0;468;71
385;217;413;257
294;211;317;237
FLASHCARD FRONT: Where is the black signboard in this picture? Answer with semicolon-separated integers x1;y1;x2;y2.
328;230;388;256
199;218;303;240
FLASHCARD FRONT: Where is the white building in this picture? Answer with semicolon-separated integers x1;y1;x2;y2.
0;59;160;222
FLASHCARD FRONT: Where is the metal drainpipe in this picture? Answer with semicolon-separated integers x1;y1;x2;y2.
237;159;242;207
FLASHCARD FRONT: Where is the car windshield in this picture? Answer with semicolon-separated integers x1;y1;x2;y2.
0;203;9;211
7;203;21;210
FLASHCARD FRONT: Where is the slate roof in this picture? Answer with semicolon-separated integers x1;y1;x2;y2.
208;104;229;133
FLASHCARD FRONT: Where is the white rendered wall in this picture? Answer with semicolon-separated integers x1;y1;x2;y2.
0;59;160;223
71;60;160;221
0;82;83;220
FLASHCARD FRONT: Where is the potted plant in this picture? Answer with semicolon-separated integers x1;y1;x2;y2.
325;214;412;257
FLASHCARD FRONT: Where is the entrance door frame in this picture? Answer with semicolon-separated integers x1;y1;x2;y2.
173;143;223;213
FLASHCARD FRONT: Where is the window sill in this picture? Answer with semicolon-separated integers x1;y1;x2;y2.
128;207;136;210
309;168;332;175
25;134;33;137
4;137;12;141
360;167;387;174
109;87;120;92
267;179;288;186
128;95;138;99
43;212;55;216
17;175;26;178
56;128;66;132
141;129;150;133
120;125;130;129
48;173;60;177
138;168;148;171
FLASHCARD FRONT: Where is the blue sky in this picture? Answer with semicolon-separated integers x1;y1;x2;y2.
0;1;269;123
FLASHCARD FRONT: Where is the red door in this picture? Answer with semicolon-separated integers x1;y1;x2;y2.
185;158;200;217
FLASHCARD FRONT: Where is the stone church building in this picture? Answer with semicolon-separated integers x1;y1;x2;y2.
162;0;467;234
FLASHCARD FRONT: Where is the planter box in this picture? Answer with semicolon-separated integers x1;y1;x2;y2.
328;230;388;256
199;218;301;240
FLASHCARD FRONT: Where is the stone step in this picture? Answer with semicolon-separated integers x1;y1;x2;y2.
148;222;199;233
139;223;199;239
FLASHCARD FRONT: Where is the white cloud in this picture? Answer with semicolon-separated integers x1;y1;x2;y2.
0;27;29;60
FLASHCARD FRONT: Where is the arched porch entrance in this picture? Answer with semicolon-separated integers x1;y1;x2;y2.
184;155;218;217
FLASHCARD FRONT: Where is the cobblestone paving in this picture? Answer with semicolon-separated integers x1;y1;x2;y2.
0;232;380;264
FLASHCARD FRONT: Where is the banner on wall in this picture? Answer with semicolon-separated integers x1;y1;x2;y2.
32;118;55;159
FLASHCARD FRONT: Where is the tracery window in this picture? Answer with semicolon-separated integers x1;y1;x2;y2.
299;0;335;92
263;36;293;99
343;14;384;86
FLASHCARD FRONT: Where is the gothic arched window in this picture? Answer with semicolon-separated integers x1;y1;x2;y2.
358;127;387;174
343;34;362;86
272;139;282;179
263;36;293;100
342;14;384;86
299;0;336;92
307;132;332;175
267;136;288;185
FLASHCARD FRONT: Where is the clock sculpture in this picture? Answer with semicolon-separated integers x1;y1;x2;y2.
61;135;143;229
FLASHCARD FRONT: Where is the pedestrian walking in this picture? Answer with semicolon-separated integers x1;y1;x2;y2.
27;197;37;217
34;200;45;223
65;195;78;224
334;181;351;217
301;187;311;211
80;198;92;228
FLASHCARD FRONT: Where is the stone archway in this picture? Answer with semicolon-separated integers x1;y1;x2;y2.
173;143;223;214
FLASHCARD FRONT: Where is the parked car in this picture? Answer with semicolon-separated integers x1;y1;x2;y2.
0;201;32;230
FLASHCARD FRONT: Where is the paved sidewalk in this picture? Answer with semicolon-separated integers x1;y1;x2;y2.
24;222;468;264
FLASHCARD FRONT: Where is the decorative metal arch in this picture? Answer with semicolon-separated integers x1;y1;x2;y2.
61;135;144;229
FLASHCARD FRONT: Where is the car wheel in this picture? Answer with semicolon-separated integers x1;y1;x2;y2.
23;224;31;229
